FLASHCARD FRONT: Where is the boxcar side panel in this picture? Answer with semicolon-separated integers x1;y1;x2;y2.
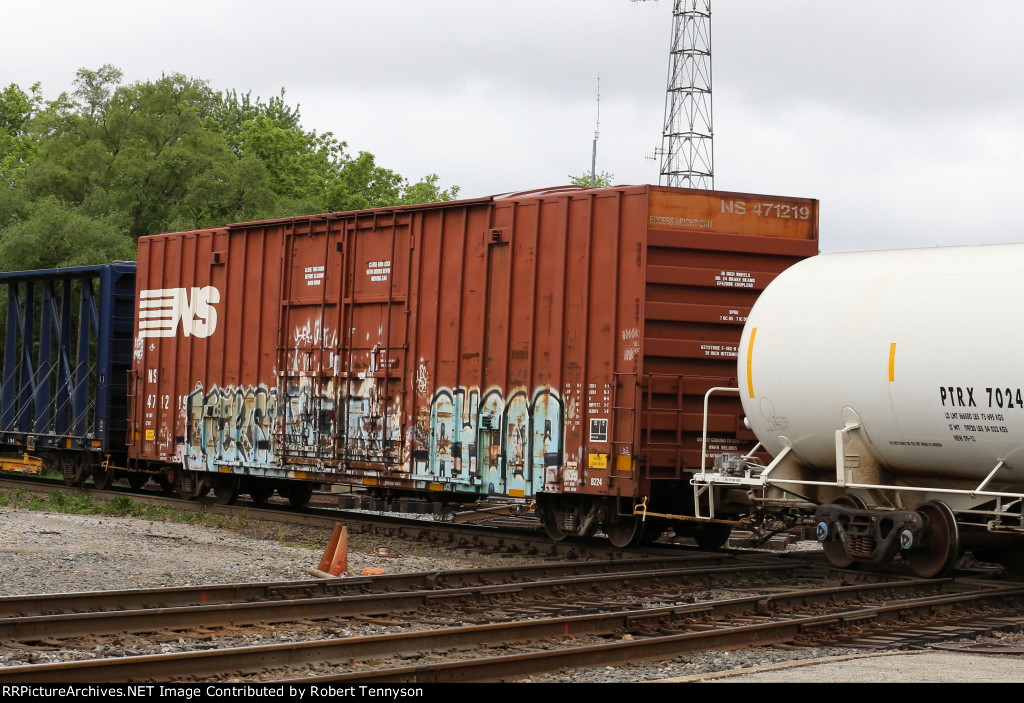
131;224;285;476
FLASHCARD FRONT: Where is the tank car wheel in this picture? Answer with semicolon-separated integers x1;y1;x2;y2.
213;476;240;505
906;500;960;578
694;522;733;550
606;516;654;549
92;463;115;490
821;494;867;569
285;483;315;508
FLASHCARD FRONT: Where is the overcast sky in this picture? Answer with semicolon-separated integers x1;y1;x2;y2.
4;1;1024;252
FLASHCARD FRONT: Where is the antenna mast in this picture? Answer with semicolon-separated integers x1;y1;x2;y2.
647;0;714;189
590;76;601;187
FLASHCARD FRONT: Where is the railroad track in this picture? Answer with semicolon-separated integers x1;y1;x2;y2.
3;559;1021;682
0;475;605;561
0;474;820;565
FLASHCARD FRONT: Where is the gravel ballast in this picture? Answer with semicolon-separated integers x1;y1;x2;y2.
2;504;1021;684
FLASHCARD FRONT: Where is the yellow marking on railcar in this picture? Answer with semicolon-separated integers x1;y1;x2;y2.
615;454;634;473
588;453;607;469
362;477;379;486
428;483;444;491
508;489;525;497
0;454;43;474
889;343;897;382
746;327;758;398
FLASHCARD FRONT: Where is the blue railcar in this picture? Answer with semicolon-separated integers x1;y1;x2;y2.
0;263;136;486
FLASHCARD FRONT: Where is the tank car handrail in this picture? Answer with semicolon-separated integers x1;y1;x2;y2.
696;467;1024;506
699;386;740;474
975;459;1008;496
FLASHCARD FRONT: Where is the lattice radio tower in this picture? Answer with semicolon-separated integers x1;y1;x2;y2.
637;0;714;189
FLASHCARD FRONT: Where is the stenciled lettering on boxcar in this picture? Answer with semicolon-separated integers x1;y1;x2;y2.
185;383;278;470
415;386;563;497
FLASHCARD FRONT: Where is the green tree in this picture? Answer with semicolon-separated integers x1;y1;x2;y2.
568;171;614;187
0;82;43;187
0;66;458;271
0;197;134;271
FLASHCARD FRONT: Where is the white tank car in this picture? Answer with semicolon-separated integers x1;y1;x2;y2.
712;243;1024;576
740;243;1024;488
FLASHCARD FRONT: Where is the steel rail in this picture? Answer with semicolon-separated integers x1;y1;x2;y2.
0;554;743;617
0;562;816;640
2;577;1020;682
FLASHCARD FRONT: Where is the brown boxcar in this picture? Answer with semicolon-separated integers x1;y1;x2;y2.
128;184;817;535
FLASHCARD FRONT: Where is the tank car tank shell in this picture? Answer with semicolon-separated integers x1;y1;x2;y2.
738;243;1024;491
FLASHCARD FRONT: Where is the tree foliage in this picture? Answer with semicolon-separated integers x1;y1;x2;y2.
568;171;615;188
0;66;458;271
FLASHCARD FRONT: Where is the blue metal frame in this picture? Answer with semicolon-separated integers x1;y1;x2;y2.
0;263;136;455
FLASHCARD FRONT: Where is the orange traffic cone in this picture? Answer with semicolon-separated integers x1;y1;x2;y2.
318;523;342;573
328;526;349;576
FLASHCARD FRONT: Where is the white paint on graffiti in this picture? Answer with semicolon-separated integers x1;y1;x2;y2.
416;358;430;397
621;327;641;361
292;319;337;347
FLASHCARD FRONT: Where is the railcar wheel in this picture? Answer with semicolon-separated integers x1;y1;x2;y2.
156;473;176;496
694;522;733;550
213;476;240;505
247;482;275;505
821;494;867;569
175;471;204;501
906;500;960;578
286;483;315;508
92;464;115;490
606;516;653;549
541;509;569;542
61;455;85;487
127;473;149;490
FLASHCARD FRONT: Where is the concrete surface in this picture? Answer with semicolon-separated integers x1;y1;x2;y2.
658;650;1024;683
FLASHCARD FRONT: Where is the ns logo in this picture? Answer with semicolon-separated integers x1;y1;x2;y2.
138;287;221;339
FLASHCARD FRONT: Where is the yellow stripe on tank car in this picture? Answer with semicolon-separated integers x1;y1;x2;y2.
889;342;897;382
746;327;758;398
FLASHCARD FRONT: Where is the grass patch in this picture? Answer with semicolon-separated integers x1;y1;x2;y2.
0;486;243;532
0;486;325;551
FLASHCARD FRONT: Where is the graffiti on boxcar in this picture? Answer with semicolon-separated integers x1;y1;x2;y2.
288;320;339;374
417;385;563;495
415;358;430;398
278;371;402;463
342;375;402;461
281;377;337;454
185;382;278;469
